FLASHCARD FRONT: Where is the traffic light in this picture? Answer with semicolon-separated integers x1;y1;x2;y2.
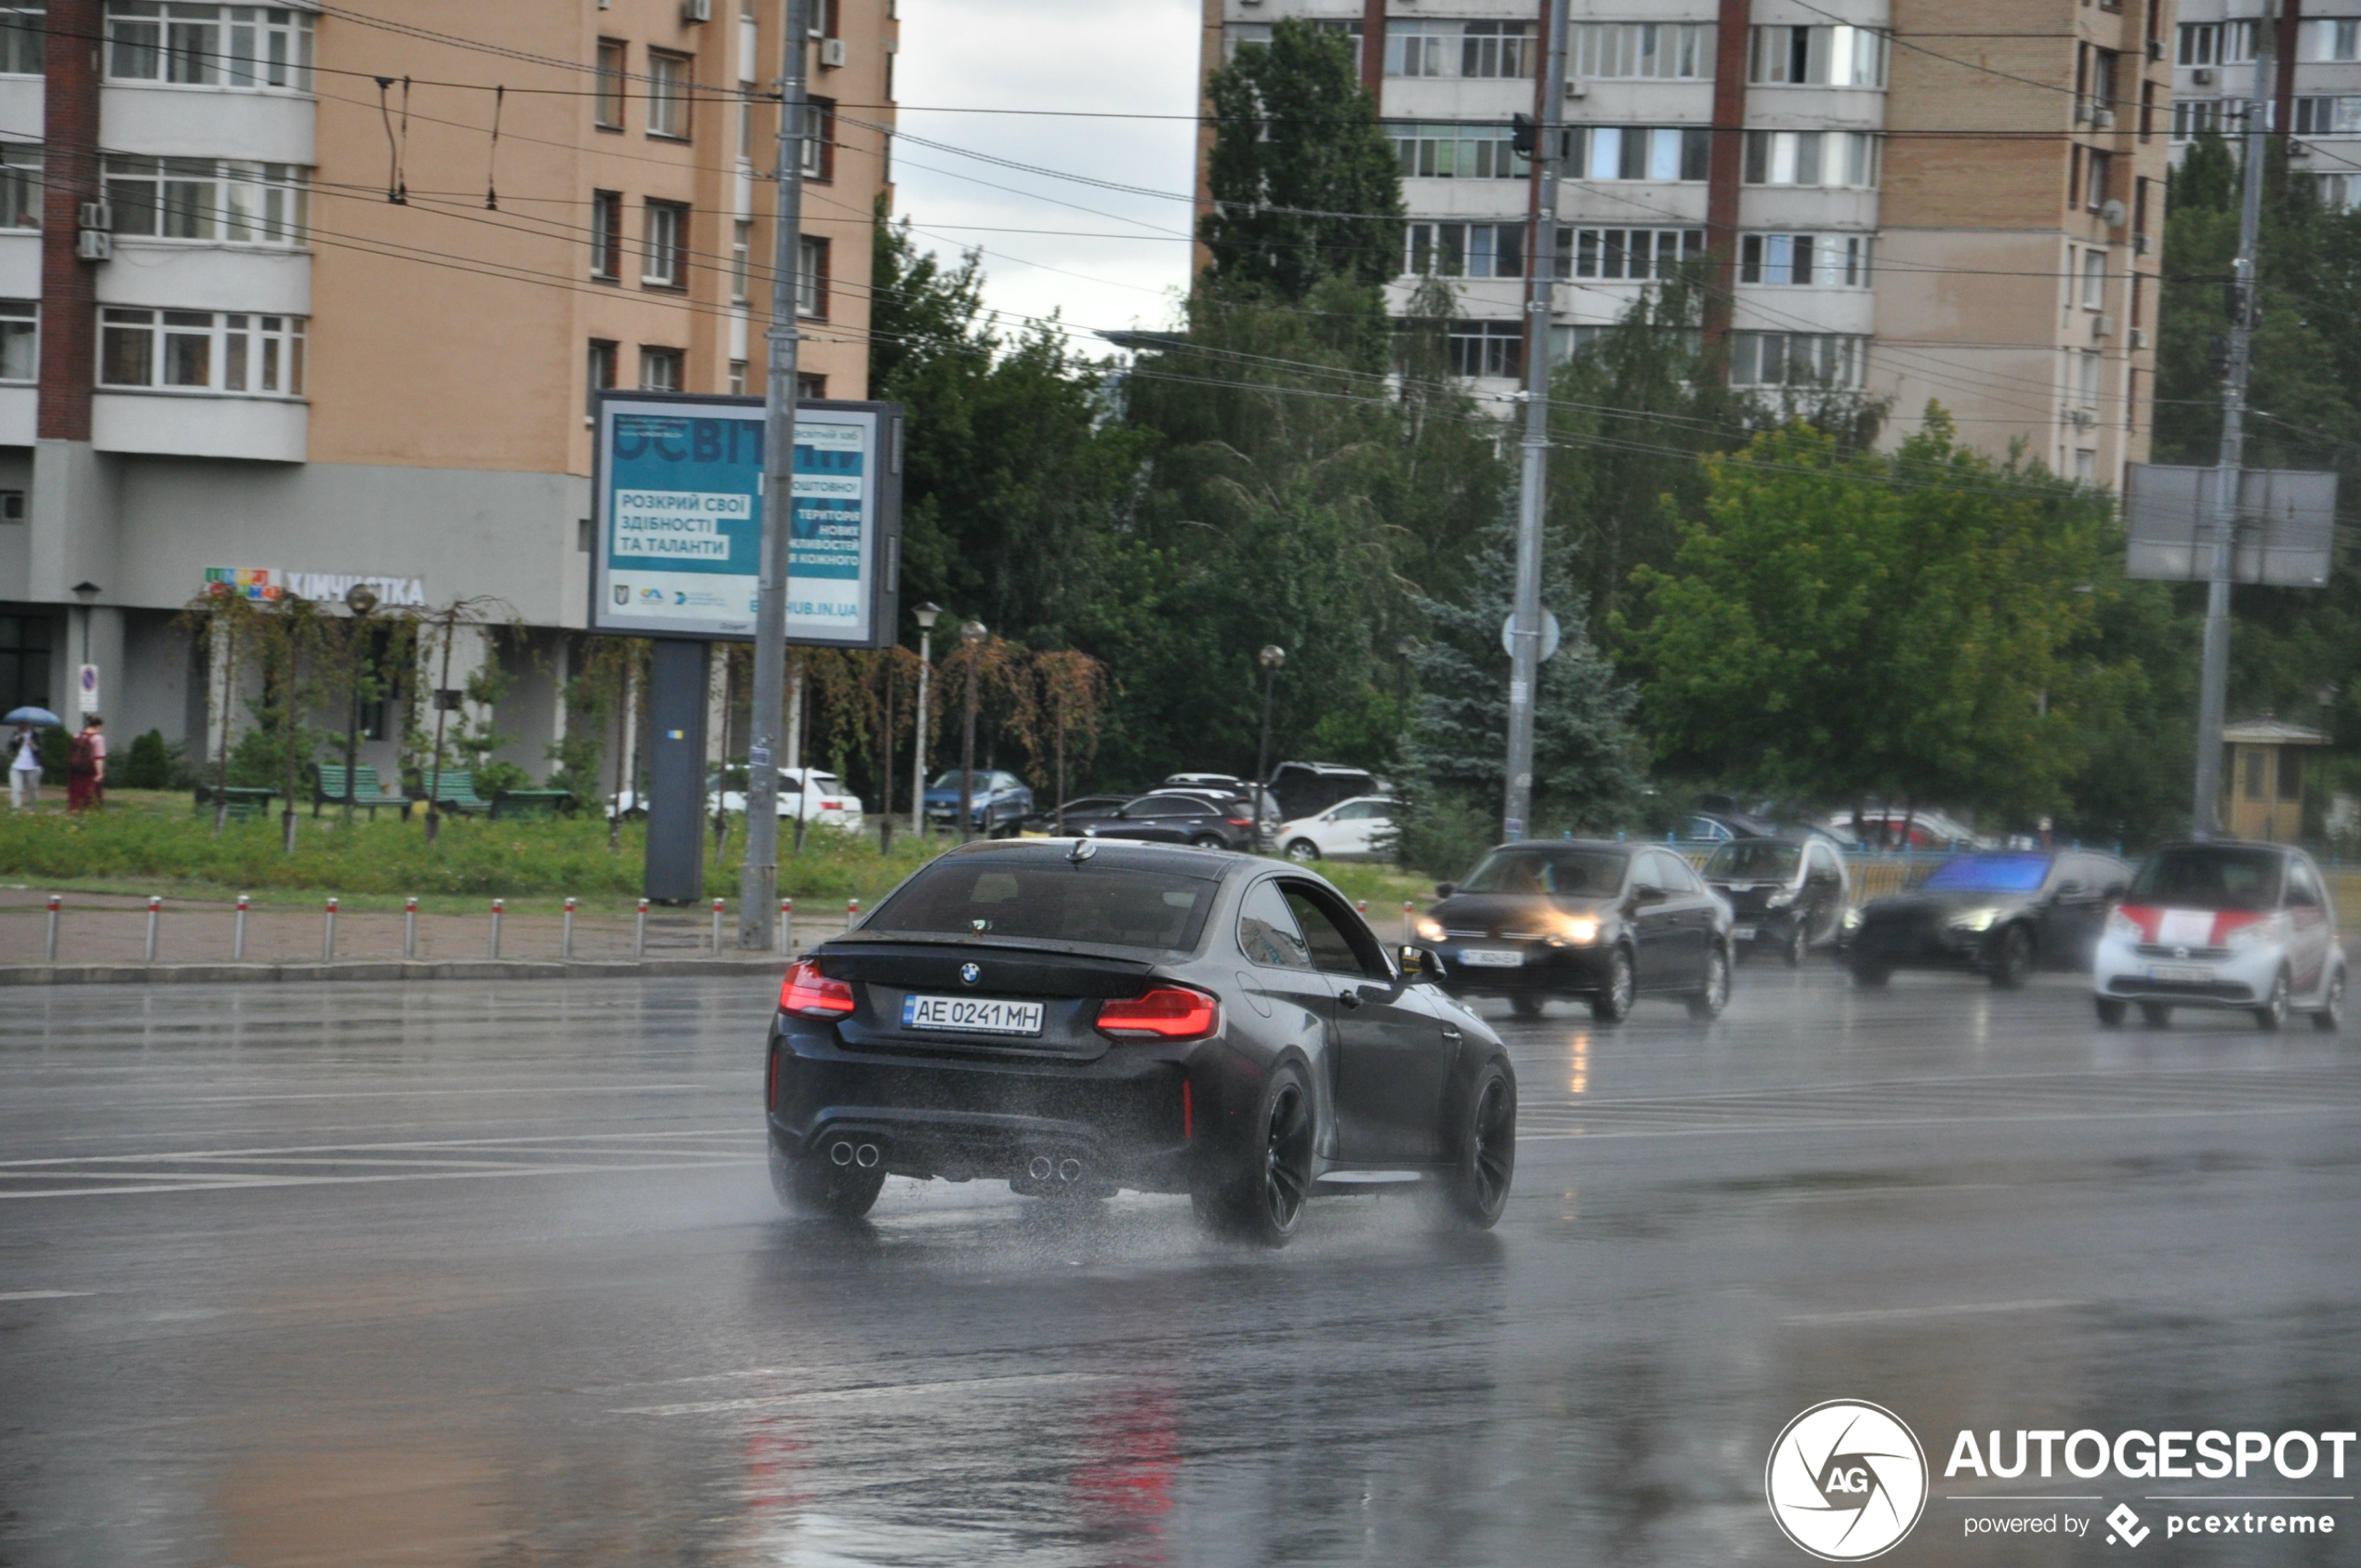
1511;113;1537;157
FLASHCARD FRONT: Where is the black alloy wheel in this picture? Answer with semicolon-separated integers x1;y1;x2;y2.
1687;942;1731;1020
1198;1062;1314;1247
1988;924;2035;990
2315;968;2344;1034
2140;1001;2173;1027
771;1142;885;1219
1444;1064;1516;1229
1590;946;1636;1023
1785;919;1811;968
1189;833;1225;850
1285;838;1321;863
2256;968;2291;1032
2095;997;2128;1027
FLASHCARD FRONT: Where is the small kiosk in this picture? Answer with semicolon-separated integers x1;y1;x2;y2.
2223;718;2328;843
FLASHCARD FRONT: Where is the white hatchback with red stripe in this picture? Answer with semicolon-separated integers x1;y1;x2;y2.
2093;840;2344;1032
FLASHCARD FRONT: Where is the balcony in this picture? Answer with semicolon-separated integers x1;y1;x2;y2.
95;245;310;317
93;391;306;463
101;84;314;165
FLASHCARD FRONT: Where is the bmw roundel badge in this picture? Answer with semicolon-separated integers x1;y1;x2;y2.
960;962;982;987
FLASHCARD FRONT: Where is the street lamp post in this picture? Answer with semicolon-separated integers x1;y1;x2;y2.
958;620;985;844
1255;644;1286;839
910;602;940;837
339;582;379;824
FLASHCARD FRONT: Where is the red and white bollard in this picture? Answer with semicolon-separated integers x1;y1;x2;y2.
43;893;58;962
846;897;860;931
561;896;577;961
635;897;650;959
1402;901;1414;943
323;896;338;961
402;896;418;960
779;897;793;957
234;893;251;962
489;898;504;959
711;896;726;955
144;895;162;963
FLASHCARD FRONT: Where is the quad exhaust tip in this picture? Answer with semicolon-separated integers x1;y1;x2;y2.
1026;1153;1088;1184
828;1140;882;1169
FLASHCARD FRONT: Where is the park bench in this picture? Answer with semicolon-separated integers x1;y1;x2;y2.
490;789;574;821
414;768;491;815
312;763;414;821
192;784;277;821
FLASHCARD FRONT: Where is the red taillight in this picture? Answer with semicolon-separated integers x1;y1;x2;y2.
1226;817;1252;826
1096;985;1220;1039
780;958;855;1018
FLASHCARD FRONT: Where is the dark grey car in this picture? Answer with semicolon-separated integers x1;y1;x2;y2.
766;841;1516;1245
1703;837;1850;966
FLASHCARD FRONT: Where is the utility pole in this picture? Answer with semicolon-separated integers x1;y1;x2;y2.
2192;0;2275;838
739;0;809;948
1503;0;1571;843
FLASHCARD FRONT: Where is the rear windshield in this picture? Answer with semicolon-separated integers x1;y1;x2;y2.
865;861;1216;952
2129;848;2283;911
1704;841;1800;879
1460;848;1628;897
1921;853;2051;893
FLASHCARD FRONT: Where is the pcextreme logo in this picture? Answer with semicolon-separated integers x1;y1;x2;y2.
1767;1401;1931;1561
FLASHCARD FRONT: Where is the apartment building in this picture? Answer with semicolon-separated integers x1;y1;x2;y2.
2167;1;2361;203
1199;0;2169;484
0;0;893;778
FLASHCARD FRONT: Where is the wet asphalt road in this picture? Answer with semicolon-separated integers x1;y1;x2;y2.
3;967;2357;1568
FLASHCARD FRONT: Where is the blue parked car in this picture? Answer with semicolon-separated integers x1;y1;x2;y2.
922;769;1034;837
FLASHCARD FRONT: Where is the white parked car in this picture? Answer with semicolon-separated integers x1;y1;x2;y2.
608;768;865;832
1277;795;1395;863
2093;840;2344;1031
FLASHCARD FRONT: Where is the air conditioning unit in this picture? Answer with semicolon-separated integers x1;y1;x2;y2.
1564;77;1588;98
820;36;847;68
2290;138;2313;158
76;200;110;231
2130;326;2150;349
2074;101;2094;124
2092;108;2115;129
2147;38;2164;60
2194;68;2216;85
2093;314;2117;339
75;229;111;260
2134;231;2152;254
2069;408;2097;429
681;0;710;20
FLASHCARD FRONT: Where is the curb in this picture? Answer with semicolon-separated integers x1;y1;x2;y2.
0;957;794;986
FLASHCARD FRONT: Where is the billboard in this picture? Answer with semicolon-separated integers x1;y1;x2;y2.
589;391;902;646
2123;464;2336;587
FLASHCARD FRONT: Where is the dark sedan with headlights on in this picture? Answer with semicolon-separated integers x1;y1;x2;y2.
1416;841;1734;1023
1838;849;2130;989
1702;835;1851;966
766;839;1517;1245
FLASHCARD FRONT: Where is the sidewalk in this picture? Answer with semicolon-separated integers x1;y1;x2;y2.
0;889;851;984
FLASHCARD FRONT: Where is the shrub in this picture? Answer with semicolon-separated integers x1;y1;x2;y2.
474;760;532;797
118;729;177;789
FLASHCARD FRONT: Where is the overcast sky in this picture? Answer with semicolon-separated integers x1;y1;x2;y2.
890;0;1203;349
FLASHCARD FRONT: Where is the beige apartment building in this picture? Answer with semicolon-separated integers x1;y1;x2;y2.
0;0;893;776
1200;0;2169;483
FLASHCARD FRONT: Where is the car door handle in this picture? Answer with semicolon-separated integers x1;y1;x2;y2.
1338;989;1365;1009
1440;1026;1461;1042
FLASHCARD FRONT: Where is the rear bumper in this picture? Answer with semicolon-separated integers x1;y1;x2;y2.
767;1020;1213;1192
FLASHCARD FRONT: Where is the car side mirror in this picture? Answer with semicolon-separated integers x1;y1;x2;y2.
1631;886;1668;905
1399;944;1445;981
2055;880;2084;900
1434;883;1456;899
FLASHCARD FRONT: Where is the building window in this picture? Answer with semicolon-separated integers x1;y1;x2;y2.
731;219;753;300
2081;248;2105;309
2295;96;2361;136
0;301;32;380
798;373;825;398
99;308;305;396
798;234;829;317
1573;23;1707;80
641;201;687;287
1383;20;1532;78
1386;20;1451;76
2081;48;2117;124
104;158;309;245
1391;122;1527;179
0;491;21;520
1576;126;1713;181
2074;449;2098;482
1446;320;1523;379
0;614;52;715
2303;18;2361;60
2177;20;2256;65
2171;99;2225;139
1405;221;1526;278
2140;79;2157;141
1730;332;1865;388
2085;150;2112;209
104;2;313;90
1739;233;1873;285
728;359;747;395
0;4;44;75
1462;22;1535;78
1572;227;1704;280
0;145;36;230
647;50;691;139
1228;19;1359;69
738;90;755;161
1742;130;1880;188
2313;172;2361;207
595;39;627;129
590;190;621;280
639;347;682;391
587;338;617;418
1747;25;1886;86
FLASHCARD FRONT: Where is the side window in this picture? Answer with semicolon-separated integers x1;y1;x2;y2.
1629;854;1666;895
1237;880;1312;969
1177;799;1216;816
2288;861;2324;909
1661;852;1704;893
1128;798;1179;819
1809;844;1840;881
1332;801;1375;821
1283;886;1378;976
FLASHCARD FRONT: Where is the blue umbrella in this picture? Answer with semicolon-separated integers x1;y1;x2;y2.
5;706;60;727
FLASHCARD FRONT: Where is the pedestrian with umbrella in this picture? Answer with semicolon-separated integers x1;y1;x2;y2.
65;713;104;812
5;705;56;810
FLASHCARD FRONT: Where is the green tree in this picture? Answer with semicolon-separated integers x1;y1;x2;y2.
1199;18;1404;300
1628;415;2130;825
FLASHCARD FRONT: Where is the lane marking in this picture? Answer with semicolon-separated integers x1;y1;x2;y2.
0;1289;90;1301
0;1156;766;1200
1787;1298;2077;1325
1519;1103;2354;1141
613;1370;1118;1417
177;1084;714;1104
0;1127;756;1168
